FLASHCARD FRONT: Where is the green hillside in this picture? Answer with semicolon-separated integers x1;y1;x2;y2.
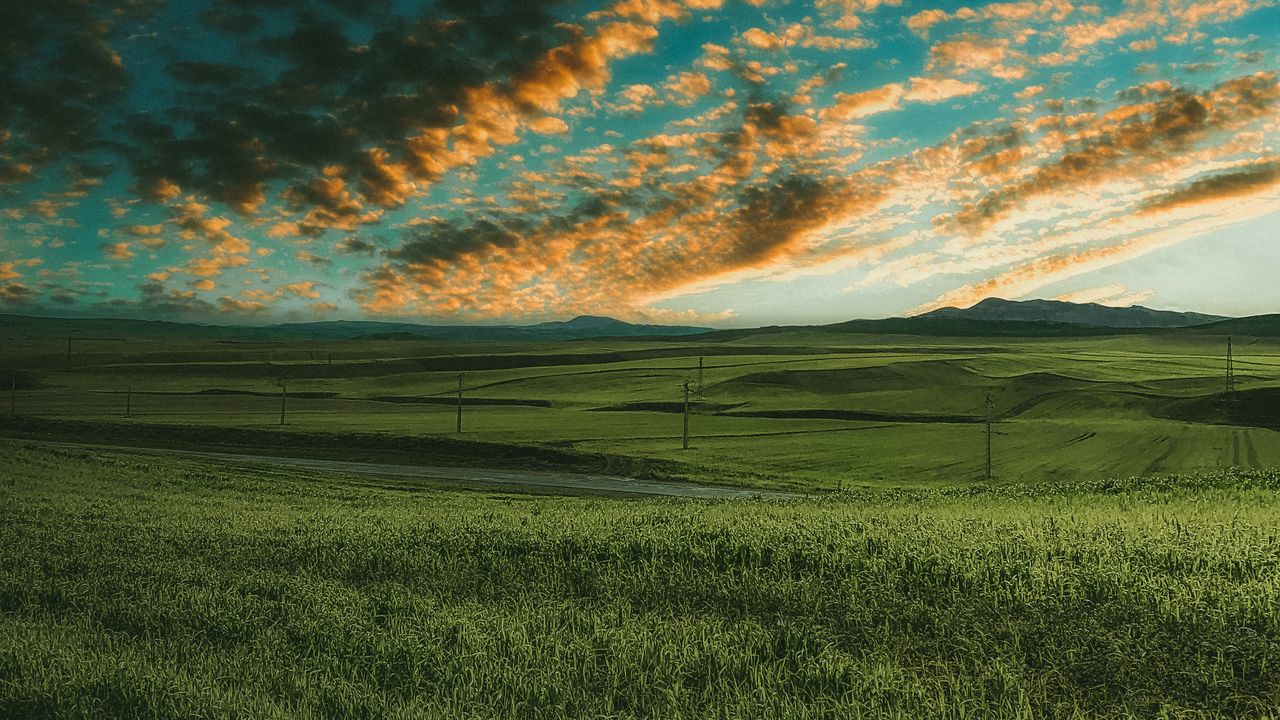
1;317;1276;491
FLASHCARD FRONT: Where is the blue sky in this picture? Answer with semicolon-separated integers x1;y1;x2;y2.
1;0;1277;325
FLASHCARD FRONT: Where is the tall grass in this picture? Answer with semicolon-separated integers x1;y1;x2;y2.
2;442;1278;718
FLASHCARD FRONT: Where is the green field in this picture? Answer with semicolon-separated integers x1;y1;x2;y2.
2;441;1279;718
3;323;1279;491
4;322;1280;717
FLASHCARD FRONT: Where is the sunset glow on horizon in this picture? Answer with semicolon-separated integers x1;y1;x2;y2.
1;0;1278;326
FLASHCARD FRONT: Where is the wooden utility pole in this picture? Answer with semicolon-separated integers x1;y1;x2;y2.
125;376;132;418
1226;337;1235;395
65;336;72;364
680;380;691;450
279;375;288;426
697;357;704;396
456;373;465;434
984;391;995;481
9;370;15;417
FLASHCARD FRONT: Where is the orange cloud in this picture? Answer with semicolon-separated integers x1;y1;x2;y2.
591;0;691;24
664;71;713;105
217;296;268;314
100;242;135;261
820;84;907;121
284;281;321;299
904;76;984;103
1055;284;1156;307
527;116;571;135
927;35;1027;80
741;27;784;51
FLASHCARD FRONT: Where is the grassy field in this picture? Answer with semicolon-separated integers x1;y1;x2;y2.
2;326;1279;490
2;440;1279;718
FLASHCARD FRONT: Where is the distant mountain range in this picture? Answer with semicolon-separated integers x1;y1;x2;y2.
280;315;712;341
915;297;1227;328
712;299;1275;339
0;313;713;343
3;299;1277;343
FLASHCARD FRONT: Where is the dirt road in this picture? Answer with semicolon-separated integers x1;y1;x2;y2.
20;440;799;500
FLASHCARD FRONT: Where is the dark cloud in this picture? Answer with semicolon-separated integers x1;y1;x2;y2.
198;8;264;35
124;280;219;320
0;1;154;185
1138;160;1280;214
128;0;573;216
731;174;830;264
957;123;1023;160
0;283;35;306
0;164;34;185
389;217;528;267
166;62;253;86
336;236;378;254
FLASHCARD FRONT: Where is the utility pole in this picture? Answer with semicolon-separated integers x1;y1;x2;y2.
1226;336;1235;395
697;357;704;396
279;374;288;426
9;370;15;417
125;376;132;418
680;380;691;450
984;391;995;481
456;372;464;434
65;335;72;364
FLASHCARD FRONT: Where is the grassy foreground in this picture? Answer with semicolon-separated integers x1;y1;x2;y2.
2;442;1279;718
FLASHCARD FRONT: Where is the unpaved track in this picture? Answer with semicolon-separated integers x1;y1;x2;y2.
17;439;798;500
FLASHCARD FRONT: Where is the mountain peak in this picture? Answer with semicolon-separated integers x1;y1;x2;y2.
558;315;627;328
917;298;1227;329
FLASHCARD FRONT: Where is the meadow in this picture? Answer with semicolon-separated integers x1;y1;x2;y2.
2;323;1279;491
2;440;1279;718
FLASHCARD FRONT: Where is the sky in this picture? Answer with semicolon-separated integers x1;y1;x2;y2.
0;0;1277;327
